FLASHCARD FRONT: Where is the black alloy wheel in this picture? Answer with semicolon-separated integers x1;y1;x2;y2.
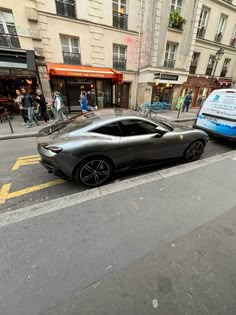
77;158;112;187
184;140;205;162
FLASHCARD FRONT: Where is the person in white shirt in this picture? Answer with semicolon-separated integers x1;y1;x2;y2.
14;89;27;124
54;91;65;122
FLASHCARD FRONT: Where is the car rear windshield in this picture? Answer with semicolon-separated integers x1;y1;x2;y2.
48;114;94;134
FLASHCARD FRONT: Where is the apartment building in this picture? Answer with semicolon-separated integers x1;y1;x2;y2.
0;0;141;111
138;0;236;108
0;0;235;111
185;0;236;107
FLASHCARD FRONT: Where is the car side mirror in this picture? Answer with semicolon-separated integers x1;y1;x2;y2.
155;126;167;136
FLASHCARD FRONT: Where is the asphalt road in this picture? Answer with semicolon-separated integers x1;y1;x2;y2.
1;153;236;315
0;135;236;213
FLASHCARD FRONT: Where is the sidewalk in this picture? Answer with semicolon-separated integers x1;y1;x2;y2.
0;151;236;315
154;108;198;122
0;115;46;140
0;109;198;140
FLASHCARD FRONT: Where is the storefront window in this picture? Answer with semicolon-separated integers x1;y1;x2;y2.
96;80;112;108
151;84;174;104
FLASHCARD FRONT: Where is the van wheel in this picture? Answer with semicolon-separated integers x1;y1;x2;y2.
75;158;112;187
184;140;205;162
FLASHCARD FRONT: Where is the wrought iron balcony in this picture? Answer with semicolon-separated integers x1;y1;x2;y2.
164;59;175;69
197;27;206;39
113;57;126;70
0;33;20;49
113;12;128;30
55;0;76;18
63;52;81;65
168;21;183;31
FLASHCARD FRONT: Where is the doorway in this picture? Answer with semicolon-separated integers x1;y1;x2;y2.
116;83;130;108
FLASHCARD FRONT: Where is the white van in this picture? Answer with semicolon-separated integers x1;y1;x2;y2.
194;89;236;140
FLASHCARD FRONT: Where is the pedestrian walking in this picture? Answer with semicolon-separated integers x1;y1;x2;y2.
182;91;193;112
54;91;66;122
14;89;27;124
35;89;49;124
80;91;88;113
20;88;39;128
87;89;97;110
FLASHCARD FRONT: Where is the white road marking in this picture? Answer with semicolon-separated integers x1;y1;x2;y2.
0;150;235;228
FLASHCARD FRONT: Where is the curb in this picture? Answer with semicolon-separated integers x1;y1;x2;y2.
0;132;38;140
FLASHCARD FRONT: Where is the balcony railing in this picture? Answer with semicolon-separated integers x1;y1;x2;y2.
197;27;206;38
55;0;76;18
223;0;232;3
164;59;175;69
215;32;223;43
168;21;183;31
0;33;20;48
63;52;81;65
113;12;128;30
113;57;126;70
230;38;236;47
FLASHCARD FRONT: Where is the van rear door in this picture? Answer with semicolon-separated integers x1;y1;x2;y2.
195;89;236;138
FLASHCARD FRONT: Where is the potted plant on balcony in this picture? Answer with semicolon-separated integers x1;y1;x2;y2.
169;10;186;30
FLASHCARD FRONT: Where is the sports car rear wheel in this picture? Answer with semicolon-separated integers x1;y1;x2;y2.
184;140;205;162
76;158;112;187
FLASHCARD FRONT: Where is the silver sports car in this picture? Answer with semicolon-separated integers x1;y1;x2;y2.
37;109;208;187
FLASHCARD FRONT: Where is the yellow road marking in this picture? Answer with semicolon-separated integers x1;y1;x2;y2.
18;155;40;160
0;184;12;205
12;155;41;171
0;179;65;205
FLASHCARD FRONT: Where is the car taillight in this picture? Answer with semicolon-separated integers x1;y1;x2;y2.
46;146;63;153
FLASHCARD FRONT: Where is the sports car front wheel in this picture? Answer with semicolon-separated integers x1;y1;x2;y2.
184;140;205;162
75;158;112;187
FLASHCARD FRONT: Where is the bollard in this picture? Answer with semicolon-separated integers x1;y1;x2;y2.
6;109;14;134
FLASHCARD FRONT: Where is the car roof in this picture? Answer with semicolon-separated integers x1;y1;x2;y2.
72;108;144;130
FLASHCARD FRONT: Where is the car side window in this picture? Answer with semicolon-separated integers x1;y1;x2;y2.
93;122;121;137
119;119;157;136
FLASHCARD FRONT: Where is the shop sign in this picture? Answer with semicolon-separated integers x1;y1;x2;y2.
154;73;179;81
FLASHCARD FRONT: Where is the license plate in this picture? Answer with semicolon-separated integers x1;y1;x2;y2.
204;116;219;123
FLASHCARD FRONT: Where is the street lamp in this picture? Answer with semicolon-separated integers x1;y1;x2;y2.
209;48;224;93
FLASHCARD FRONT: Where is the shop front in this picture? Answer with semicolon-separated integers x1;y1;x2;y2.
47;63;123;112
180;75;233;108
0;49;38;112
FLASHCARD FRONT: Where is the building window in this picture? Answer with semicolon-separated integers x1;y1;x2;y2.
215;15;227;43
171;0;183;13
230;25;236;47
55;0;76;18
113;44;127;70
113;0;128;30
197;7;209;38
60;35;81;65
205;55;215;76
220;58;231;77
190;52;200;74
164;42;177;69
0;10;20;48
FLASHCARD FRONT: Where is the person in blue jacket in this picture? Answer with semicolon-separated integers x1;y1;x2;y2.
80;91;88;113
182;91;193;112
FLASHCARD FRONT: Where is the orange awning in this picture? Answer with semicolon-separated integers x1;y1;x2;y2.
47;63;123;84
